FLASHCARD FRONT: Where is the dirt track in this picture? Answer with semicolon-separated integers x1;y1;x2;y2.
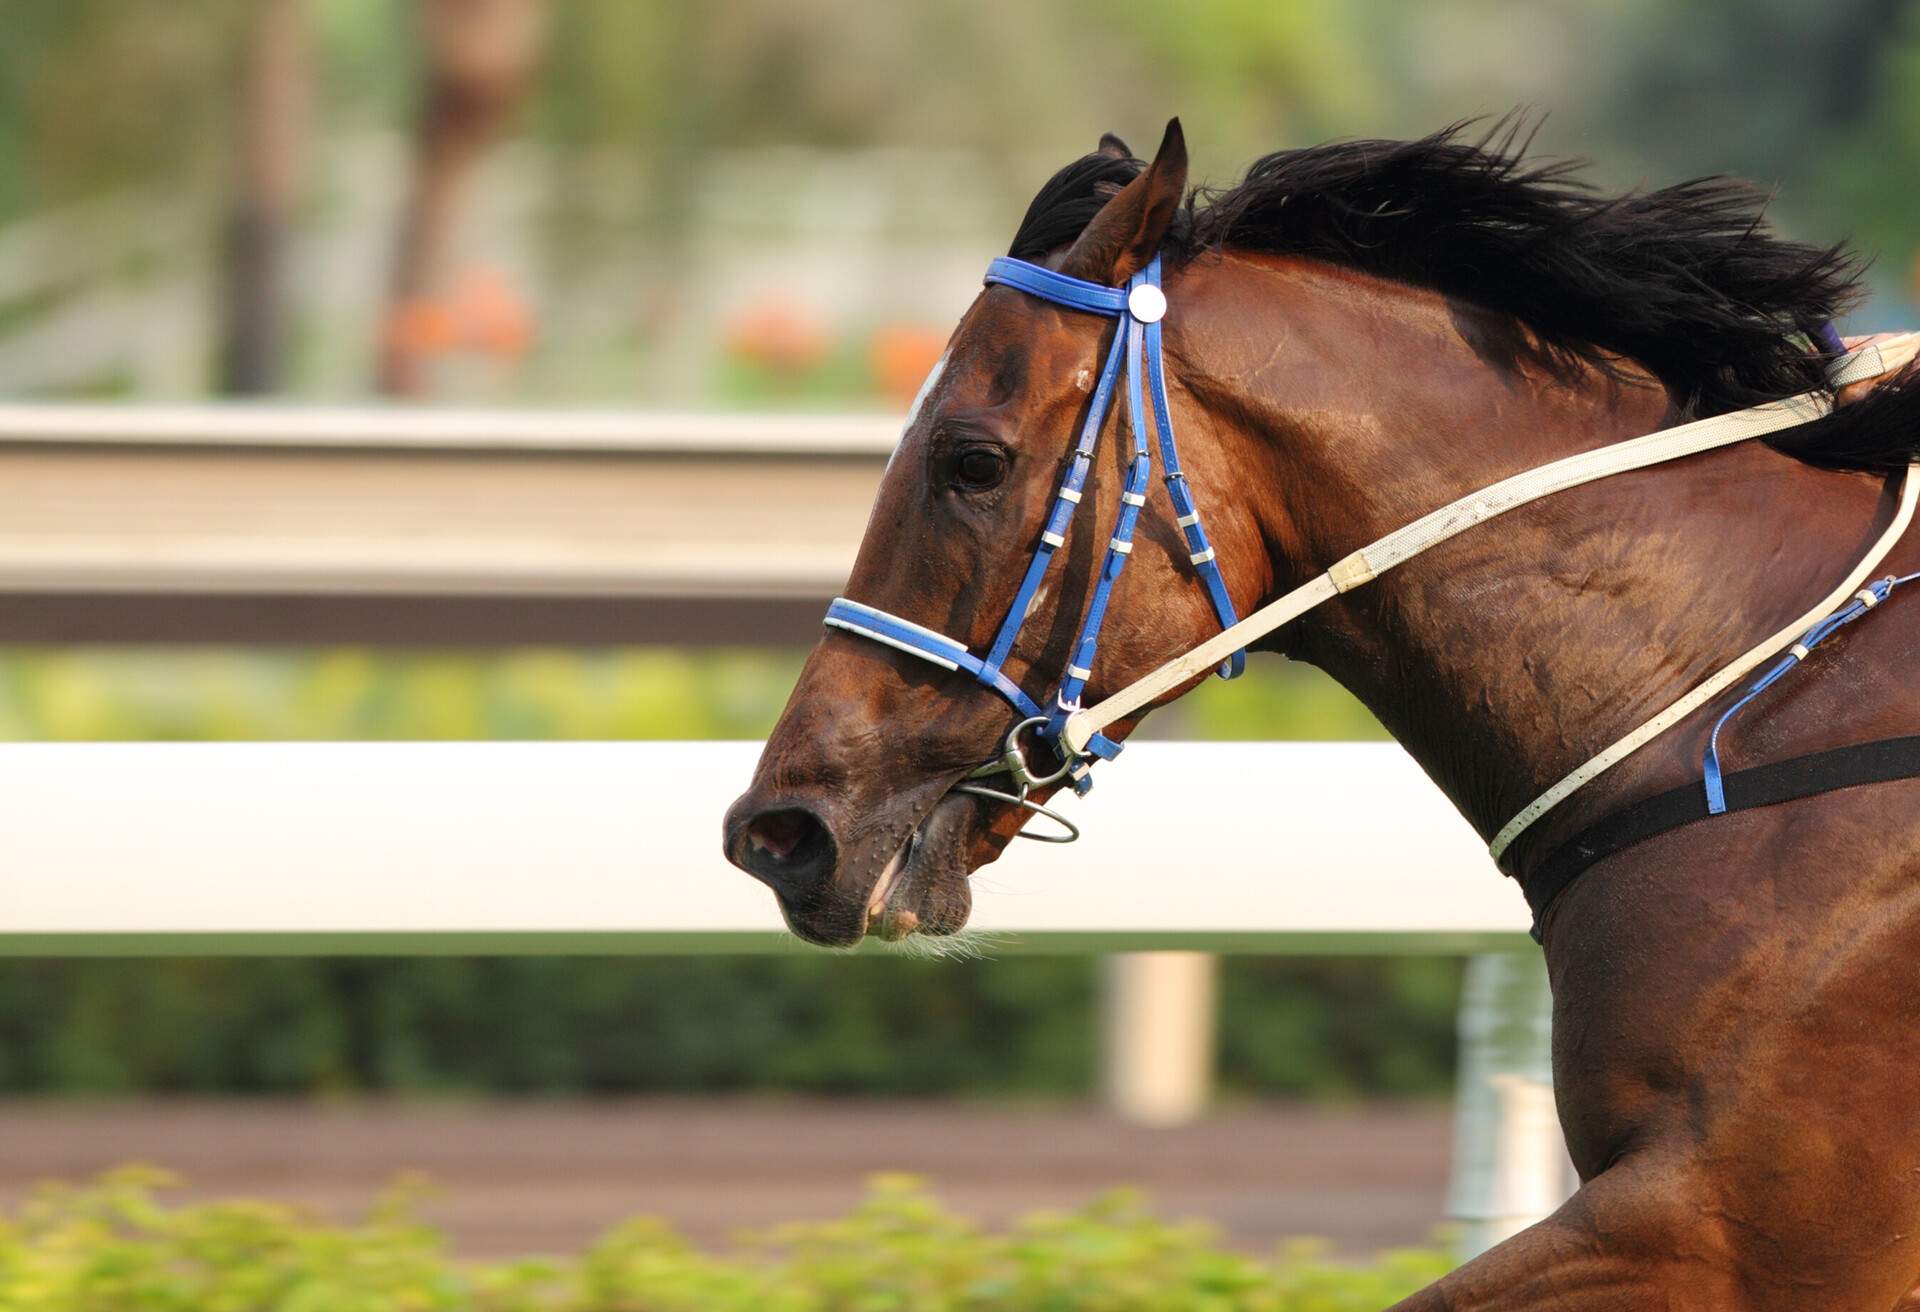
0;1099;1453;1258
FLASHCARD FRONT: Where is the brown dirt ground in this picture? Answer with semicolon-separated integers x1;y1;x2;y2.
0;1098;1453;1259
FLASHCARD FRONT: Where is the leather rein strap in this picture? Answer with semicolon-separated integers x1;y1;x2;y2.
1059;330;1920;859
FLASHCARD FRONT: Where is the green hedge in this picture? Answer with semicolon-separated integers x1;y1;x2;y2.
0;1170;1453;1311
0;647;1383;743
0;956;1461;1099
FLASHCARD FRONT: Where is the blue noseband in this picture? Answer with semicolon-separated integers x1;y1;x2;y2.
824;252;1245;804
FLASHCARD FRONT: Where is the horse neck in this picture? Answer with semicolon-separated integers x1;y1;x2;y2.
1175;253;1885;841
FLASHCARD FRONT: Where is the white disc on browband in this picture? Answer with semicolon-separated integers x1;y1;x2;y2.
1127;284;1167;323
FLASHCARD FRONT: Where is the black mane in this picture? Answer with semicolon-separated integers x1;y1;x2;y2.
1010;121;1916;473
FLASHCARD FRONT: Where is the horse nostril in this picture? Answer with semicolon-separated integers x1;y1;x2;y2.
733;805;836;898
748;810;812;862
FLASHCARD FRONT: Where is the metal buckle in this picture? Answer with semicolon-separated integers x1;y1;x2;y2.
954;715;1081;842
965;714;1072;790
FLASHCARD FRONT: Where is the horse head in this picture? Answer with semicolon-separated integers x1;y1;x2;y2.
722;122;1273;946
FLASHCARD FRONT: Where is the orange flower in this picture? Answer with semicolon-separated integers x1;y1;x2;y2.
383;298;458;356
455;267;534;358
725;295;831;374
383;266;534;361
870;324;948;406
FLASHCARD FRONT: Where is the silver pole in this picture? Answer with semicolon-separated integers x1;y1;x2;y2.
1446;949;1576;1258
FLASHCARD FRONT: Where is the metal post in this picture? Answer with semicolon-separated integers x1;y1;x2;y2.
1446;949;1576;1258
1102;951;1217;1126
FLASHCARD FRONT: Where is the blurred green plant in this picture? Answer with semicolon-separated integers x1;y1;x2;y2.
1177;661;1387;741
0;955;1460;1099
13;0;1914;405
0;1169;1454;1310
709;338;881;408
0;648;807;742
0;646;1383;742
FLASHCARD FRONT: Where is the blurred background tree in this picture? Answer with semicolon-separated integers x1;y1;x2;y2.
380;0;545;395
222;0;311;393
5;0;1914;404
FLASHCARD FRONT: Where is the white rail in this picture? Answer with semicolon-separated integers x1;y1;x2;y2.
0;404;900;618
0;740;1520;948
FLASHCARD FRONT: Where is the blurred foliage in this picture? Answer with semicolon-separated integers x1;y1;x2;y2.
0;1168;1454;1309
1221;958;1461;1099
1176;661;1387;742
0;648;805;742
0;2;245;217
5;0;1919;402
0;646;1383;742
0;955;1459;1100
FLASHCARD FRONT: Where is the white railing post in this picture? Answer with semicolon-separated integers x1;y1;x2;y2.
1102;950;1217;1126
1446;949;1576;1258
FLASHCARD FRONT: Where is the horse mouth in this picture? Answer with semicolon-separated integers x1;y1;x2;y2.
863;793;975;941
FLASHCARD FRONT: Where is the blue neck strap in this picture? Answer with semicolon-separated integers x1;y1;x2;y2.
825;252;1245;793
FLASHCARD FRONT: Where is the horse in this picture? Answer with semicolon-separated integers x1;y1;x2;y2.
724;118;1920;1309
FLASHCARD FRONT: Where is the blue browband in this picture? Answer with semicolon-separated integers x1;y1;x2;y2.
825;252;1244;797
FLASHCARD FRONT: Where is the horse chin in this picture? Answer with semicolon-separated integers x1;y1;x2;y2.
864;793;978;942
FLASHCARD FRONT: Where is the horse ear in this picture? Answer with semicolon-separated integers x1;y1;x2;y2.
1096;132;1132;160
1058;119;1187;285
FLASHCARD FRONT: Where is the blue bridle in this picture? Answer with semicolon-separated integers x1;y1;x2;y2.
823;252;1244;831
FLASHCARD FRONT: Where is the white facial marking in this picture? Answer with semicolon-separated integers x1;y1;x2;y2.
1074;368;1093;393
887;353;948;471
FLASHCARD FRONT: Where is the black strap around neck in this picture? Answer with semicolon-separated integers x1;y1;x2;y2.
1522;735;1920;939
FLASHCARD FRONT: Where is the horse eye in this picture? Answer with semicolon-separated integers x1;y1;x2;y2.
952;445;1009;491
